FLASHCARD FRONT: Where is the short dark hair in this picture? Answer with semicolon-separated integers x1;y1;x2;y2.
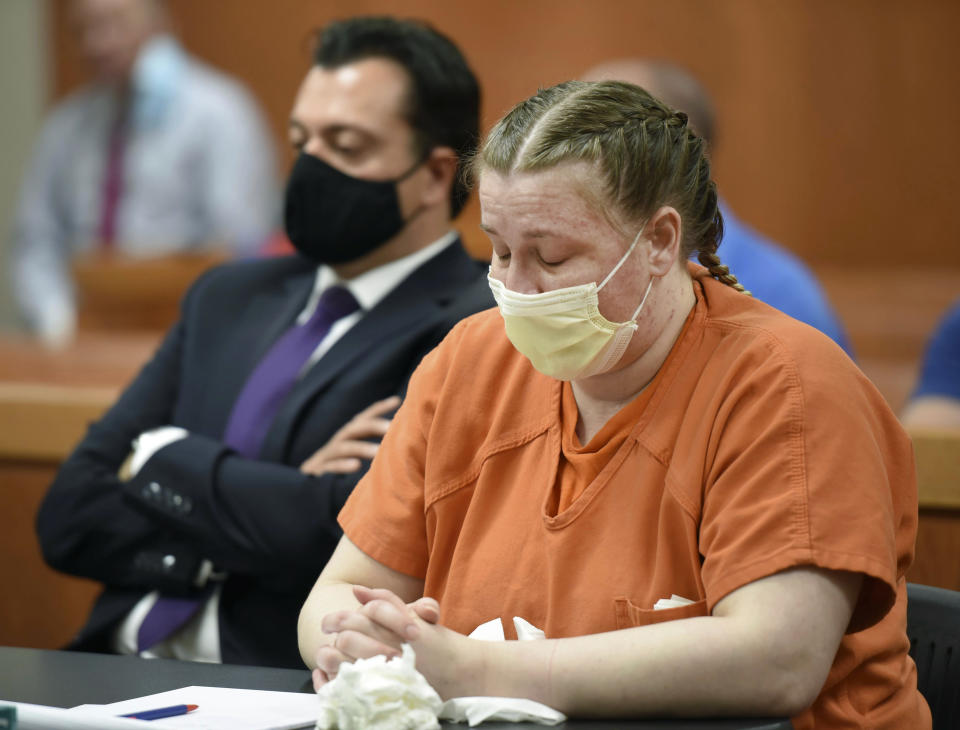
313;16;481;218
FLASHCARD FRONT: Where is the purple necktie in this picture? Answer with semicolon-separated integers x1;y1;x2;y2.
136;285;359;652
136;593;209;653
98;105;128;250
222;284;360;458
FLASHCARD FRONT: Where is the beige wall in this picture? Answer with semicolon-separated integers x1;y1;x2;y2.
0;0;49;331
48;0;960;268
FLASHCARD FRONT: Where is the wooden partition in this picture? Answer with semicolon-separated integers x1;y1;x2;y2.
0;460;100;649
907;428;960;590
0;333;158;649
73;252;226;333
815;267;960;414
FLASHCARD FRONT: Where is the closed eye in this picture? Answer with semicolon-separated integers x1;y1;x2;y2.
537;252;567;267
330;142;363;158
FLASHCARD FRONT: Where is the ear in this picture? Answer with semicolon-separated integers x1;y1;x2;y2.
644;205;683;277
418;146;459;209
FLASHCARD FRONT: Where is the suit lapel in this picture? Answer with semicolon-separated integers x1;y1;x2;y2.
205;261;315;438
259;240;480;460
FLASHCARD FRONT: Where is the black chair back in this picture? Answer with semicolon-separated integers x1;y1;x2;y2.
907;582;960;729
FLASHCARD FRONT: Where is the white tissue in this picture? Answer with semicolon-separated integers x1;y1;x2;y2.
468;616;506;641
467;616;546;642
434;616;565;726
314;619;566;728
652;594;695;610
512;617;546;641
315;644;442;730
439;697;566;726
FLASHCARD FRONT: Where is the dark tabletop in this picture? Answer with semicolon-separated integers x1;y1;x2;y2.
0;647;791;729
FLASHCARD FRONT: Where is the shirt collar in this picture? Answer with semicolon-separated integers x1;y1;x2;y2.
298;231;458;324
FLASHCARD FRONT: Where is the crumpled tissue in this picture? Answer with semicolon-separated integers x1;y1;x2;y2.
434;616;566;726
315;617;566;728
439;696;566;727
315;644;442;730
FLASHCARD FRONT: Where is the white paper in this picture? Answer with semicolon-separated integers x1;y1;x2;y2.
2;702;146;730
70;686;318;730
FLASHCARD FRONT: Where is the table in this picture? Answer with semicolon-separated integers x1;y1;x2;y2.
0;647;792;729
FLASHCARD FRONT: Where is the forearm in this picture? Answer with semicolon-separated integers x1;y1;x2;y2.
36;443;204;591
454;568;859;718
128;436;353;576
298;580;361;667
298;536;428;670
477;616;805;718
12;243;75;342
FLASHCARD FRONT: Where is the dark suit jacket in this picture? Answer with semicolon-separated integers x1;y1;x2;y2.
36;241;493;668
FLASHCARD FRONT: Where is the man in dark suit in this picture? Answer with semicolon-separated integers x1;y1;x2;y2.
36;16;490;669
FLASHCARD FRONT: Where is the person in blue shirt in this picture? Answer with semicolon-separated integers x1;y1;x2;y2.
902;299;960;428
582;58;851;355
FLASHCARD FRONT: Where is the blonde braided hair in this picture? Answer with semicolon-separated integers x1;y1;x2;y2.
473;80;748;294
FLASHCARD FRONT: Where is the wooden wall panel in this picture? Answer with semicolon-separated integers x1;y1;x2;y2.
0;333;156;649
0;461;99;649
49;0;960;268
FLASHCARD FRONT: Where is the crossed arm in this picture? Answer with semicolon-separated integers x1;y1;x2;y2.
299;536;861;719
36;293;402;593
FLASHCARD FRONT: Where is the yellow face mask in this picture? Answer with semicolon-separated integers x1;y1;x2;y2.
488;230;654;381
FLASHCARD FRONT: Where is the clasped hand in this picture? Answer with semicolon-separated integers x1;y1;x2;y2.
300;396;401;476
313;586;483;700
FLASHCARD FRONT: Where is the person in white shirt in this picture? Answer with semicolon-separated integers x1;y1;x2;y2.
10;0;278;346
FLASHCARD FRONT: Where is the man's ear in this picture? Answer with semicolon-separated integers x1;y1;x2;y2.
418;146;459;208
644;205;683;277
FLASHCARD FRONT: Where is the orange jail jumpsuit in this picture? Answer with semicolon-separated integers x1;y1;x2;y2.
339;263;930;729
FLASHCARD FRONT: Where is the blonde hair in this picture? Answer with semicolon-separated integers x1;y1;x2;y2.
473;80;747;292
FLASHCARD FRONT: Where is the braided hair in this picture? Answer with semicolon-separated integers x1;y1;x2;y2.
473;80;748;293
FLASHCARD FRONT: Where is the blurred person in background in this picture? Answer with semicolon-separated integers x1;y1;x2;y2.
36;15;490;669
582;59;851;354
902;299;960;428
10;0;278;346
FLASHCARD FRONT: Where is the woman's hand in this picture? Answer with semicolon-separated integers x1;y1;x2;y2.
397;614;489;701
312;585;441;690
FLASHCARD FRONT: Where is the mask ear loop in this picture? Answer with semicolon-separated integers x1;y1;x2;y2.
395;145;434;183
597;228;644;291
628;277;655;322
392;146;436;226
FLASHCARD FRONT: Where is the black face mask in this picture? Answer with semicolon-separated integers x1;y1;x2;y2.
283;152;423;265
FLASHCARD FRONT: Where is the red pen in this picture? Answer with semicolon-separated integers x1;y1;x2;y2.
120;703;198;721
